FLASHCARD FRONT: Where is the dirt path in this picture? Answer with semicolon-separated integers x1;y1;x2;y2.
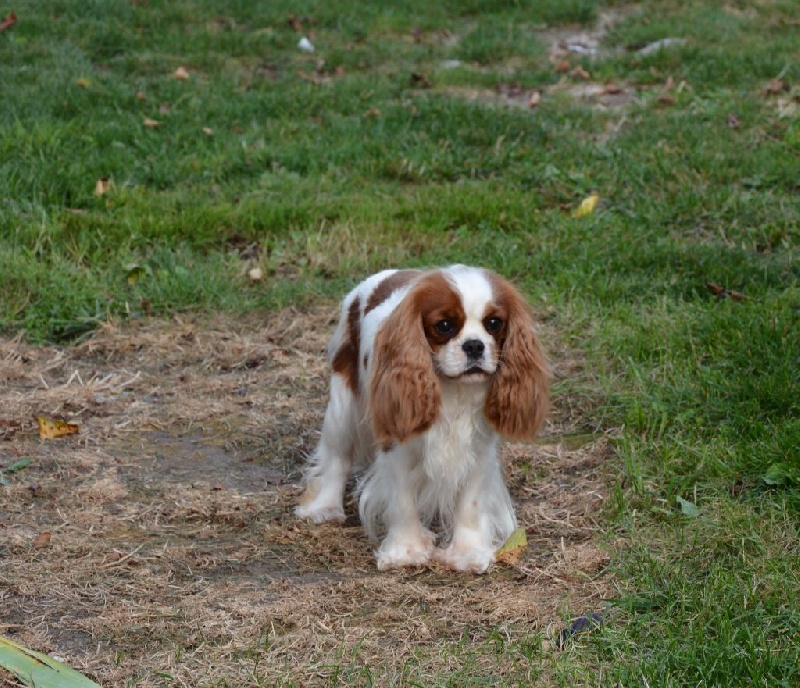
1;310;614;686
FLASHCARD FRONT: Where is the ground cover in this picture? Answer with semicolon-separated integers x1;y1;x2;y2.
1;0;799;686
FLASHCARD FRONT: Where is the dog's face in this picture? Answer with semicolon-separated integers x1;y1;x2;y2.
417;270;508;383
369;265;549;444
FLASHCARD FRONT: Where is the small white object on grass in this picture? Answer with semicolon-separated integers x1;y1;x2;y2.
639;38;687;56
297;36;315;53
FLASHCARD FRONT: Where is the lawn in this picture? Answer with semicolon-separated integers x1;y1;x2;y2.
1;0;799;686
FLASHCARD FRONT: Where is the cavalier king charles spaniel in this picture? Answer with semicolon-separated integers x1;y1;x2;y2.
296;265;549;573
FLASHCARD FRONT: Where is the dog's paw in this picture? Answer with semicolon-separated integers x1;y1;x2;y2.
375;529;436;570
295;502;346;524
434;545;494;574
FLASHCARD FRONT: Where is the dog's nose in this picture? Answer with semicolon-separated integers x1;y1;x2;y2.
462;339;485;359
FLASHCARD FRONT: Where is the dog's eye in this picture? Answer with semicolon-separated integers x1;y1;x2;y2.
434;319;456;336
484;317;504;333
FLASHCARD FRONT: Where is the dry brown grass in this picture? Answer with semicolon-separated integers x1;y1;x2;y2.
1;309;616;687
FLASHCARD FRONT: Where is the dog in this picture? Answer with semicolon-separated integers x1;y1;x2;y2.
296;265;549;572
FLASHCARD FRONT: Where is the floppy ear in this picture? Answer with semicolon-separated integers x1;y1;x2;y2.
369;292;441;446
484;281;550;441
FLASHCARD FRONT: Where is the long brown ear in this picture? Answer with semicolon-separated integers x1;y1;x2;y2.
484;279;550;441
369;289;441;446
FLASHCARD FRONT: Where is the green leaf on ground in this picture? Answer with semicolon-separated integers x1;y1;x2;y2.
0;636;101;687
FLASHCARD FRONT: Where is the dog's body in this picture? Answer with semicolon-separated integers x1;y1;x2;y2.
296;265;549;572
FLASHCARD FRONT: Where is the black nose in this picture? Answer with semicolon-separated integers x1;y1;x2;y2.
462;339;485;359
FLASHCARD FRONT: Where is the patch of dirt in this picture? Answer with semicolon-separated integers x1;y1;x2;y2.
1;309;616;686
541;9;628;63
427;9;650;115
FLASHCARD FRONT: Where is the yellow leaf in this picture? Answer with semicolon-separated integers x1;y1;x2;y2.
143;117;161;128
495;527;527;565
37;417;79;440
76;77;91;88
572;191;600;218
94;177;110;196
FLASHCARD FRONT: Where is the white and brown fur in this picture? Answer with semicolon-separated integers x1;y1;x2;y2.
296;265;549;573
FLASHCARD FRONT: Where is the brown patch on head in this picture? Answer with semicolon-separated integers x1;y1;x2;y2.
364;269;423;316
415;271;465;350
483;272;550;441
331;297;361;394
481;296;511;347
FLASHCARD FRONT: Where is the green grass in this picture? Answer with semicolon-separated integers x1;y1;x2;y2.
2;0;799;685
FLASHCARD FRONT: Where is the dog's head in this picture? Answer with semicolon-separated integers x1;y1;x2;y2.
369;265;550;445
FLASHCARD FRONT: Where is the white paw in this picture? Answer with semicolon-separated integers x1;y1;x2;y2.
435;545;494;574
295;502;345;524
375;529;436;570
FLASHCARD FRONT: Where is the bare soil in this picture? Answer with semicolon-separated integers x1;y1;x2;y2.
1;308;615;686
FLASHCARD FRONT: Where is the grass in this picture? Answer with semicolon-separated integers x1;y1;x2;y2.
2;0;799;685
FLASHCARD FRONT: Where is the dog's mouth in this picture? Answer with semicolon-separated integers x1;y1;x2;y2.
438;364;493;380
461;366;490;377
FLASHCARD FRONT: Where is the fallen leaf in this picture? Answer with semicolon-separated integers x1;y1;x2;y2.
36;417;79;439
76;78;91;88
763;78;787;96
554;59;571;73
297;36;315;53
4;457;32;473
210;480;225;491
676;495;699;517
202;127;213;135
0;457;31;485
174;66;189;80
363;107;381;118
572;191;600;218
248;267;263;281
495;527;527;565
287;13;303;32
135;91;147;101
727;113;740;129
658;93;676;106
411;72;432;88
158;103;170;115
124;262;147;285
527;90;541;108
94;177;110;196
143;117;161;128
571;66;591;80
705;282;748;301
32;532;52;549
0;11;16;33
0;635;102;688
600;84;625;95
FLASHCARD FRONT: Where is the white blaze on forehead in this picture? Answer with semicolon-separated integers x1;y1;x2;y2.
444;265;494;330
